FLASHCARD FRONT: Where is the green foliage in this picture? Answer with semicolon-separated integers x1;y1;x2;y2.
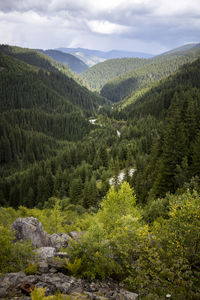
24;262;38;275
128;58;200;202
65;257;82;276
31;287;47;300
81;57;147;91
31;286;86;299
0;225;34;274
142;196;169;223
65;184;200;298
101;46;200;102
66;182;142;280
39;49;88;74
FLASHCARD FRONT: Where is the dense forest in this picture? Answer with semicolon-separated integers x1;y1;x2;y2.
1;44;200;299
101;46;200;102
38;49;88;74
81;57;148;90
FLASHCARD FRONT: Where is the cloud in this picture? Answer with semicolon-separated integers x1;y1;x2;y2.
0;0;199;54
87;20;131;35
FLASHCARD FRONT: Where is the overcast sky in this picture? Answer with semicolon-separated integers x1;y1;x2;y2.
0;0;199;54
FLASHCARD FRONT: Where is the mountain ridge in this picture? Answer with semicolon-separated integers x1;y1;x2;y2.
38;49;88;73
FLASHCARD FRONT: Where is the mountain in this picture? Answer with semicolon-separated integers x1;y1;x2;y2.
117;57;200;202
158;42;200;56
101;44;200;102
38;49;88;73
57;47;153;66
80;57;148;91
0;46;107;177
1;43;200;300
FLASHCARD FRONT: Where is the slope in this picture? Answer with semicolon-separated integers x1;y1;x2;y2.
0;50;106;174
0;45;105;112
80;57;148;91
101;44;200;102
0;44;87;86
118;58;200;203
39;49;88;73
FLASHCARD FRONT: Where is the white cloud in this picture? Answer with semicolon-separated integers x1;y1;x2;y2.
87;20;131;35
0;0;199;53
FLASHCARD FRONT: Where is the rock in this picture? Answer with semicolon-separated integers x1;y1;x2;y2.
47;257;67;273
3;271;26;286
11;217;83;252
69;231;83;241
55;252;68;258
12;217;50;248
120;289;138;300
0;287;7;298
37;247;56;260
38;262;49;274
49;268;57;273
49;233;70;250
0;271;139;300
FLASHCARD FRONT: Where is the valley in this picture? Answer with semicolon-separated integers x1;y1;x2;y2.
0;43;200;299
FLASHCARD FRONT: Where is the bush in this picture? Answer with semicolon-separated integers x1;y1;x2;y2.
0;225;34;274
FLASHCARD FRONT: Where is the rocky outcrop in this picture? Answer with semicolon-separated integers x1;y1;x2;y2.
49;233;70;250
0;271;138;300
36;247;56;260
9;218;139;299
12;217;50;248
12;217;81;254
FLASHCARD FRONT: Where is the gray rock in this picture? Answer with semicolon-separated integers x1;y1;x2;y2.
11;217;82;252
120;289;138;300
3;271;26;286
69;231;82;241
12;217;50;248
49;233;70;250
0;287;7;298
0;271;139;300
38;262;49;274
49;268;57;273
37;247;56;259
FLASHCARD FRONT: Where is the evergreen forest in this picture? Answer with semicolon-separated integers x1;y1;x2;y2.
1;44;200;299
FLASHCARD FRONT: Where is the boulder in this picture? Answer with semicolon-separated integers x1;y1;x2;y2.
11;217;82;252
120;289;138;300
37;262;49;274
37;247;56;260
49;233;70;250
12;217;50;248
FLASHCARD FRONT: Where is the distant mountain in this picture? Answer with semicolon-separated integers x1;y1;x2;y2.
158;43;200;56
57;47;153;66
100;44;200;102
38;49;88;73
81;57;148;91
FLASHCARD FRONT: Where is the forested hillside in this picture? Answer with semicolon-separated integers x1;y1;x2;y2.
0;49;106;177
0;44;87;86
126;58;200;203
39;49;88;73
81;57;148;90
1;44;200;299
101;45;200;102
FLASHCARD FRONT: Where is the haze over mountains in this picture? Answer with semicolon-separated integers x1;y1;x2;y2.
38;49;88;73
57;47;154;67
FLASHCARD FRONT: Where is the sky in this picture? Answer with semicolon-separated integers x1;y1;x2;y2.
0;0;200;54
